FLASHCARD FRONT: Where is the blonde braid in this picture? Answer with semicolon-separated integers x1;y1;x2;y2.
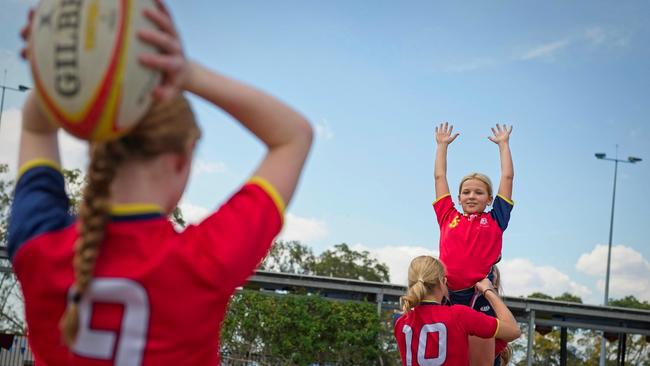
59;94;199;346
60;142;124;345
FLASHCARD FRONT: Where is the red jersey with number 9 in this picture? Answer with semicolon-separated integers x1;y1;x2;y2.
8;161;284;365
394;302;499;366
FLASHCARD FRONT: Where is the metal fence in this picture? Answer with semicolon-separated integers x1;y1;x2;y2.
0;335;34;366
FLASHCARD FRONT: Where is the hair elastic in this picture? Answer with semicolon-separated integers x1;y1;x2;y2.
68;291;81;304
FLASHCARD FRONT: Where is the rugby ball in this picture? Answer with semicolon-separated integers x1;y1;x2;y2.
30;0;161;141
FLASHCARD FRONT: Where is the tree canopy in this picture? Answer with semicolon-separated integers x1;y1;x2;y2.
261;241;391;283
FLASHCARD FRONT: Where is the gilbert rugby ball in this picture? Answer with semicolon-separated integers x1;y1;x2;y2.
30;0;161;141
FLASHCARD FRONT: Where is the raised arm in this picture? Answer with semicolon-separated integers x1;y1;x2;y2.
434;122;459;199
475;278;521;342
137;1;312;207
186;65;312;206
488;124;513;201
18;10;60;171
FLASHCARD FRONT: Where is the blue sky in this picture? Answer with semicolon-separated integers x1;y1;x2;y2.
1;0;649;304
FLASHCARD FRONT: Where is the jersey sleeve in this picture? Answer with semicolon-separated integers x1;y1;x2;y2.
432;194;456;227
453;305;499;339
187;176;284;292
8;160;73;261
490;195;514;231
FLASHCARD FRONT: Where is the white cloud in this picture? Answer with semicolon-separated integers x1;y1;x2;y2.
584;27;629;47
576;244;650;302
0;107;87;174
499;258;593;300
585;27;607;45
521;39;570;61
177;201;211;225
192;159;227;175
521;27;629;62
315;119;334;141
277;213;328;243
350;244;438;285
175;208;329;244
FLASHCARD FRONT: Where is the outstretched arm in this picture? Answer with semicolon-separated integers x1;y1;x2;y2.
138;1;312;207
488;124;513;201
475;278;521;342
434;122;459;199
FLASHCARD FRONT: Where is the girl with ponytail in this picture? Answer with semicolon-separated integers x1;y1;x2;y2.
9;1;312;364
394;256;521;366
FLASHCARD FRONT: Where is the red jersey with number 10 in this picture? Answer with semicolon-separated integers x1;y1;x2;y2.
394;302;499;366
9;161;284;365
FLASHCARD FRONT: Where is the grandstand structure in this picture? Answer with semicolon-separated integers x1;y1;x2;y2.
1;248;648;365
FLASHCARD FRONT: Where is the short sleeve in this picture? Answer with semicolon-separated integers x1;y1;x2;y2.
490;195;514;231
185;176;284;292
432;194;456;227
453;305;498;339
8;160;73;261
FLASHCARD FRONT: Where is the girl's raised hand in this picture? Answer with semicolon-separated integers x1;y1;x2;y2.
137;0;189;101
434;122;459;145
488;124;513;145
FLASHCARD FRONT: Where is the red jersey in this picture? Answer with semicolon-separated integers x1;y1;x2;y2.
394;302;499;366
433;194;513;290
8;161;284;366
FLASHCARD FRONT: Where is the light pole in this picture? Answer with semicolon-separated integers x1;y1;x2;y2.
595;147;642;366
0;82;31;132
1;69;31;133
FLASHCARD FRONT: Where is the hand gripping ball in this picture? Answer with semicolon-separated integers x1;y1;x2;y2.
30;0;161;141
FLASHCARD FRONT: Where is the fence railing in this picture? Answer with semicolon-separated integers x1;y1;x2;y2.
0;335;34;366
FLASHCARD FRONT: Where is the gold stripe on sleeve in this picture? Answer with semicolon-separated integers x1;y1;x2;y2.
497;194;514;205
432;193;451;205
17;159;61;180
492;319;501;338
248;176;286;217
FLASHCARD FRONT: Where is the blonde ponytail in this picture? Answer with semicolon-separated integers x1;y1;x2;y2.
400;256;446;313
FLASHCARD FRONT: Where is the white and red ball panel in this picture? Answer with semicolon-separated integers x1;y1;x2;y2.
30;0;160;141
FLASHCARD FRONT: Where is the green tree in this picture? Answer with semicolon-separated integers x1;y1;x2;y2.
62;168;85;214
260;241;391;283
221;290;386;365
609;295;650;310
515;293;650;365
312;243;390;282
513;292;585;365
528;292;553;300
0;164;25;334
554;292;583;303
606;296;650;366
260;240;316;275
171;207;186;227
